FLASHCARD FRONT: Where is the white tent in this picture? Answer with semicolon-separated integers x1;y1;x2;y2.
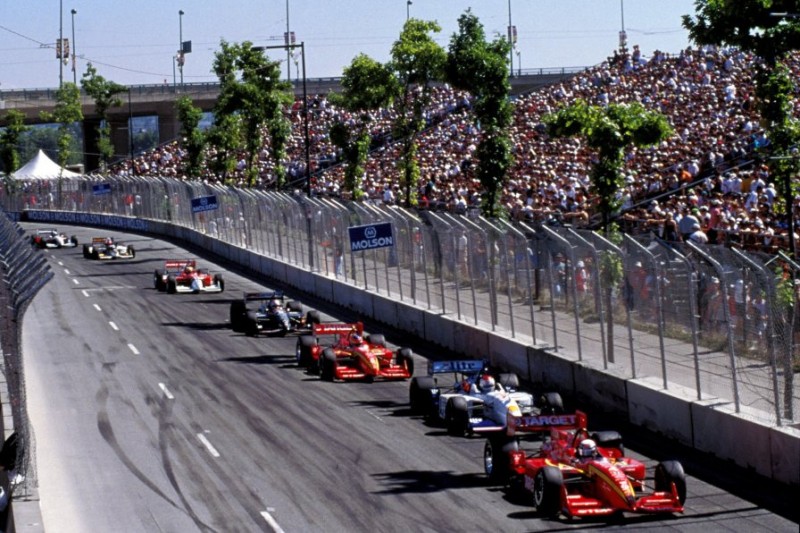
13;150;81;180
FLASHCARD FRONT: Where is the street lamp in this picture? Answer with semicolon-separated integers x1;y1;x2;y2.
71;9;77;85
507;0;514;78
407;0;412;20
178;10;184;89
285;0;291;82
252;43;311;197
59;0;63;87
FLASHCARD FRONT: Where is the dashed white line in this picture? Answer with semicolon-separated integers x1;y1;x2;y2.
260;510;286;533
81;290;90;298
197;433;220;458
109;321;119;331
57;261;63;266
127;343;140;355
64;269;70;275
72;279;79;285
158;383;174;400
93;304;102;312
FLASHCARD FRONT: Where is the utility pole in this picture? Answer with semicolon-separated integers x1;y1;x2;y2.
59;0;63;87
71;9;77;85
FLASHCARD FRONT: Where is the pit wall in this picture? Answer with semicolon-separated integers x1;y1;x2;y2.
23;211;800;487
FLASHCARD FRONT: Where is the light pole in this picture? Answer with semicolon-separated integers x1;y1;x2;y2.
71;8;77;85
285;0;292;82
407;0;412;20
59;0;63;87
178;10;184;89
516;49;521;76
507;0;514;78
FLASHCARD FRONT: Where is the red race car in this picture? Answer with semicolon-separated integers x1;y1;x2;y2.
295;322;414;382
153;259;225;294
483;410;686;519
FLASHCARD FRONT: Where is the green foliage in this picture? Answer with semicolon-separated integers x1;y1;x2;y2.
390;19;447;207
176;96;206;178
210;39;293;187
544;99;672;230
81;63;126;172
0;110;29;185
40;82;83;174
446;9;513;218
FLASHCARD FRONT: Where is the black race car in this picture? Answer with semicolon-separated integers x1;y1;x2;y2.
230;291;320;336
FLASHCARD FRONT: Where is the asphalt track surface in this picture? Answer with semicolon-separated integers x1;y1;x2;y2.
20;224;799;532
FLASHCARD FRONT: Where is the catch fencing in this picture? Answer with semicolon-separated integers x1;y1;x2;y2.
2;176;797;430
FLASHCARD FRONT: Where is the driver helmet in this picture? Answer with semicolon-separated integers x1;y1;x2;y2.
478;374;496;393
184;265;194;274
267;299;281;311
105;238;113;246
577;439;597;459
349;330;363;346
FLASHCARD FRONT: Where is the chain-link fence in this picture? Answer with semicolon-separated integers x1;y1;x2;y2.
2;176;797;432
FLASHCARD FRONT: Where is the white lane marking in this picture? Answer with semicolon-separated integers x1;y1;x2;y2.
366;410;385;423
82;290;90;298
260;510;286;533
93;304;102;312
127;344;140;355
72;279;79;285
109;322;119;331
158;383;174;400
57;261;64;266
197;433;220;458
64;269;70;275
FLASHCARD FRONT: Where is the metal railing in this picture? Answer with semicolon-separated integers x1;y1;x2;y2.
2;176;797;432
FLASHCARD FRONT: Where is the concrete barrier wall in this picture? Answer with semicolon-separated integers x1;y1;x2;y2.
23;211;799;488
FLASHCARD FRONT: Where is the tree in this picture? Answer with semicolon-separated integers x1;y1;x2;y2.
40;82;83;178
446;9;513;218
329;54;400;199
390;19;447;207
0;109;30;190
545;99;672;363
81;63;126;173
683;1;800;419
176;95;206;178
210;40;293;187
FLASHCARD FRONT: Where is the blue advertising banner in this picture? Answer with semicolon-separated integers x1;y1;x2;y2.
348;222;394;252
191;195;219;213
92;183;112;196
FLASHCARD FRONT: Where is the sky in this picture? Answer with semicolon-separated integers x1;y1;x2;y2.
0;0;698;91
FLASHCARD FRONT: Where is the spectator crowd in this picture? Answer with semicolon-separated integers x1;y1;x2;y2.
106;43;800;256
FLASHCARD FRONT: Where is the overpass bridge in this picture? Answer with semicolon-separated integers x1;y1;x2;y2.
0;68;586;172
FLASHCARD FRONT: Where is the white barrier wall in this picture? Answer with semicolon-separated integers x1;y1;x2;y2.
22;211;800;488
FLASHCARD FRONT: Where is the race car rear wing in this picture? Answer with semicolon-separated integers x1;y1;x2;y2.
164;259;196;272
312;322;363;336
427;359;486;376
35;228;58;235
507;410;588;436
91;237;112;244
242;290;285;302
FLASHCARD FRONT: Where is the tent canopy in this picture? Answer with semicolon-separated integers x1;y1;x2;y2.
13;150;80;180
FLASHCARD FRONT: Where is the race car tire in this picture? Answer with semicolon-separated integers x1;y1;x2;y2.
396;347;414;377
498;373;520;391
409;376;435;416
305;310;321;326
533;466;563;518
91;248;100;260
230;301;247;332
82;244;91;259
154;270;167;291
127;245;135;258
244;312;260;337
484;435;519;485
537;392;564;415
287;300;303;313
655;460;687;505
590;430;624;456
445;396;470;436
320;348;337;381
214;274;225;292
70;236;78;246
166;276;177;294
296;335;317;367
366;333;385;347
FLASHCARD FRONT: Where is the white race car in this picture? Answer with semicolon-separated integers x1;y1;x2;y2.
83;237;135;260
31;229;78;249
409;359;563;436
